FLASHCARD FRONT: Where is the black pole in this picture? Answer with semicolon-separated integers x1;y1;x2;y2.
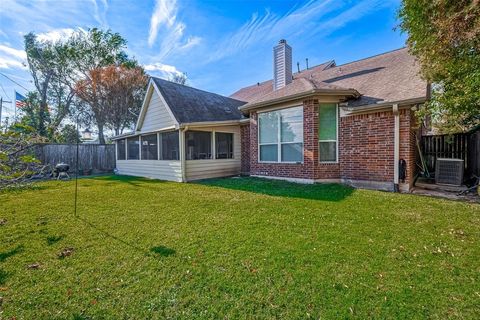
74;111;89;217
74;114;80;217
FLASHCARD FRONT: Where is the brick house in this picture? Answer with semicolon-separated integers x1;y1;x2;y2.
112;40;428;192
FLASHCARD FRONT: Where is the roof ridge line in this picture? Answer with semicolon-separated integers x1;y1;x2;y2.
152;76;245;103
330;47;407;69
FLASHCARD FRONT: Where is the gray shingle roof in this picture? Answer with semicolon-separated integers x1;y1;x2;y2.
152;77;246;123
230;48;428;108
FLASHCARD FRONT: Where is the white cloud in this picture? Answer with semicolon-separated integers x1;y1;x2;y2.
144;62;183;79
0;44;27;70
36;28;79;43
147;0;201;59
148;0;177;46
208;0;389;62
90;0;109;28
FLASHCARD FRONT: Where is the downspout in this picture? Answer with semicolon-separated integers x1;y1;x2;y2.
393;103;400;192
180;126;187;182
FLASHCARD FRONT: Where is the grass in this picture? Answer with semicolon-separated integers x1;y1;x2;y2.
0;175;479;319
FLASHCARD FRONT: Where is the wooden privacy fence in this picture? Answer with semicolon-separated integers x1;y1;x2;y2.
421;129;480;178
34;144;116;173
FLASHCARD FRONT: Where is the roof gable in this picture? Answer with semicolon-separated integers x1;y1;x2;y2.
135;80;178;132
152;78;246;123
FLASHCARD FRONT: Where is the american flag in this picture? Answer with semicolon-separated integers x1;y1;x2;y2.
15;91;27;108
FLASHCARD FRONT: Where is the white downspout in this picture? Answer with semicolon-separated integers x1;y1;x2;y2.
180;127;187;182
393;103;400;192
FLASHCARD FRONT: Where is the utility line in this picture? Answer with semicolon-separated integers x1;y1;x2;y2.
0;72;30;91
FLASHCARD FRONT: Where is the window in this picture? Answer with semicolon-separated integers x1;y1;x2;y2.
117;139;126;160
141;134;158;160
258;106;303;162
216;132;234;159
319;104;338;162
160;131;179;160
186;131;212;160
127;137;139;160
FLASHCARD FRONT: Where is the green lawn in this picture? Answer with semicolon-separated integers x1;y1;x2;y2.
0;176;479;319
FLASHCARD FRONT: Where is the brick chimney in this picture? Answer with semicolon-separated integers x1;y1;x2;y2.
273;39;292;91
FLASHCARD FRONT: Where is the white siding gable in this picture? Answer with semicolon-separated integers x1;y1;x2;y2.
137;84;177;132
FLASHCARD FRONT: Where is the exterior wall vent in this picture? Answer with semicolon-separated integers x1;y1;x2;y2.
273;39;292;91
435;158;464;186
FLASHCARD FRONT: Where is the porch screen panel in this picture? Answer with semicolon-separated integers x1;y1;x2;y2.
186;131;212;160
117;139;126;160
161;131;179;160
141;134;158;160
215;132;234;159
127;137;140;160
319;104;338;162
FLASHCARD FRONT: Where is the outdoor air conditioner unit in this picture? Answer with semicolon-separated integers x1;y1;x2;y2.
435;158;464;186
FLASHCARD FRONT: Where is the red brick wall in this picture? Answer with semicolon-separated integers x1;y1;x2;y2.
240;123;250;175
249;100;340;180
339;111;394;182
245;103;416;190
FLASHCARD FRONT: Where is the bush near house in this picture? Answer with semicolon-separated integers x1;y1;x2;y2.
0;176;479;319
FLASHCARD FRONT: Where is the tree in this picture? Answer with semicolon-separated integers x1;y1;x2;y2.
66;28;133;143
55;124;80;143
399;0;480;133
168;72;188;85
24;33;75;137
0;123;46;191
24;28;133;143
75;65;147;137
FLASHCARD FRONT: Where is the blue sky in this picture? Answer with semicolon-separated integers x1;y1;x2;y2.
0;0;405;120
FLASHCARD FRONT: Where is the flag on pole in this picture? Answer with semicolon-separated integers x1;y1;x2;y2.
15;91;27;108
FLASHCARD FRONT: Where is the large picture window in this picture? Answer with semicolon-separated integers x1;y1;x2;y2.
127;137;140;160
186;131;212;160
215;132;234;159
319;104;338;162
117;139;126;160
258;106;303;162
160;131;179;160
141;134;158;160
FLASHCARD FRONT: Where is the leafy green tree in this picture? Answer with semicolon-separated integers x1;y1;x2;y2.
24;33;75;136
55;124;80;143
399;0;480;133
0;124;46;191
24;28;134;143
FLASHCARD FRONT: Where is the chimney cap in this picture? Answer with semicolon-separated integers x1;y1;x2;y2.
279;39;287;44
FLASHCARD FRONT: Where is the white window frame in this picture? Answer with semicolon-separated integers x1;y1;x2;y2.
318;103;339;164
258;106;304;164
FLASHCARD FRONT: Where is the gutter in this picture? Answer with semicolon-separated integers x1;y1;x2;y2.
393;103;400;192
178;119;243;128
239;88;360;112
341;97;427;114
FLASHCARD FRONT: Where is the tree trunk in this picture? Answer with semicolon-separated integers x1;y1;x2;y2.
97;122;106;144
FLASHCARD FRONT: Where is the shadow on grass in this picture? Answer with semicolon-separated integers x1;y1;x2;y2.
89;175;169;187
0;245;24;262
150;246;175;257
46;235;64;245
197;176;355;202
0;268;9;285
73;214;175;261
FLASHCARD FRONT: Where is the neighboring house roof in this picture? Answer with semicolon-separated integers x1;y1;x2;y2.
231;48;428;109
152;77;246;123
